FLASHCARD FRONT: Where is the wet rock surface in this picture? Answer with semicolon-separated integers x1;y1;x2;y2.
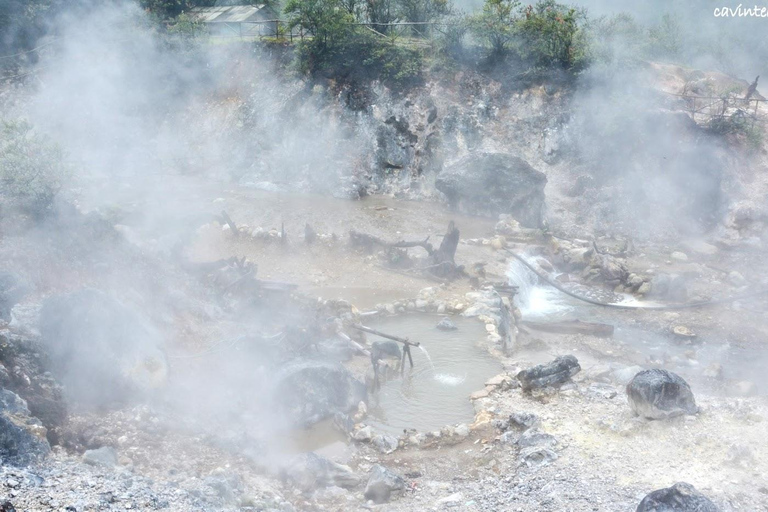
436;152;547;227
627;369;698;419
0;272;29;323
274;361;366;427
636;482;719;512
364;464;405;504
517;355;581;392
436;317;457;331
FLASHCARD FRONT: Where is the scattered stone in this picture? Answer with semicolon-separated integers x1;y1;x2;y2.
727;380;756;396
517;355;581;392
470;387;493;400
352;426;373;442
516;429;557;449
508;412;540;430
485;374;510;388
82;447;118;467
519;447;558;467
364;465;404;504
627;369;698;419
671;251;689;262
672;325;696;338
0;272;29;322
0;389;50;466
636;482;719;512
499;431;518;445
371;433;399;454
436;317;458;331
703;363;723;380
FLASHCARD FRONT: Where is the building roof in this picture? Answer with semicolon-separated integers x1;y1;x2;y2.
189;5;273;23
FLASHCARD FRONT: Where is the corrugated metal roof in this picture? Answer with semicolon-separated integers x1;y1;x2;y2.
189;5;272;23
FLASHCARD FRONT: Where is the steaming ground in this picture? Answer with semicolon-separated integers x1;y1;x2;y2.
3;3;768;511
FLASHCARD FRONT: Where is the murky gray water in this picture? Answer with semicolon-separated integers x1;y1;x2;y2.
365;315;501;434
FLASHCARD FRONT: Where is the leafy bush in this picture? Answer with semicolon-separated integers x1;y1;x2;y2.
0;120;69;216
517;1;588;70
469;0;588;69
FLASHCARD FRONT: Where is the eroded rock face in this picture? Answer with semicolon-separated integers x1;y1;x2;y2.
0;389;50;466
517;355;580;392
627;369;698;419
364;465;405;504
39;289;168;408
280;453;360;493
274;361;366;427
436;152;547;227
636;482;719;512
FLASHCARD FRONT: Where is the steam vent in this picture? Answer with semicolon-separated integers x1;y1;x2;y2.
2;1;768;510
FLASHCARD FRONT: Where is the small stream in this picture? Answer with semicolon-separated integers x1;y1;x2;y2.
507;256;768;396
365;315;501;434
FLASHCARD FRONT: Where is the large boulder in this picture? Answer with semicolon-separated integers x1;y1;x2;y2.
364;465;405;504
0;389;50;466
636;482;719;512
38;289;168;408
274;361;366;427
279;452;360;493
517;355;580;391
627;369;698;419
436;152;547;227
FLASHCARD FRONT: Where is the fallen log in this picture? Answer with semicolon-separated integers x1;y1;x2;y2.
216;210;238;237
521;319;614;338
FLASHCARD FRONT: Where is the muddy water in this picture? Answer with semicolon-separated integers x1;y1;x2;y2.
364;315;501;434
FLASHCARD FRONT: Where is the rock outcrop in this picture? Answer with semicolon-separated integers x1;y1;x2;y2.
517;355;581;391
364;465;405;504
274;361;366;427
636;482;719;512
0;389;50;466
436;152;547;227
627;369;698;419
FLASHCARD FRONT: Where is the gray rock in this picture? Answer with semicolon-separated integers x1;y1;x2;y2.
280;453;360;493
636;482;719;511
0;389;50;466
274;361;366;427
516;429;557;449
371;433;399;454
519;447;558;467
436;317;458;331
627;369;698;420
508;412;540;430
364;465;404;504
517;355;581;392
82;447;118;467
39;289;168;407
436;152;547;228
371;341;401;362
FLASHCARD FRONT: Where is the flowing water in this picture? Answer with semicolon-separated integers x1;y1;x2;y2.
365;315;501;434
506;256;576;320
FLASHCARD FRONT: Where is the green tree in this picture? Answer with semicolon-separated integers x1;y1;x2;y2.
469;0;520;58
517;0;587;69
